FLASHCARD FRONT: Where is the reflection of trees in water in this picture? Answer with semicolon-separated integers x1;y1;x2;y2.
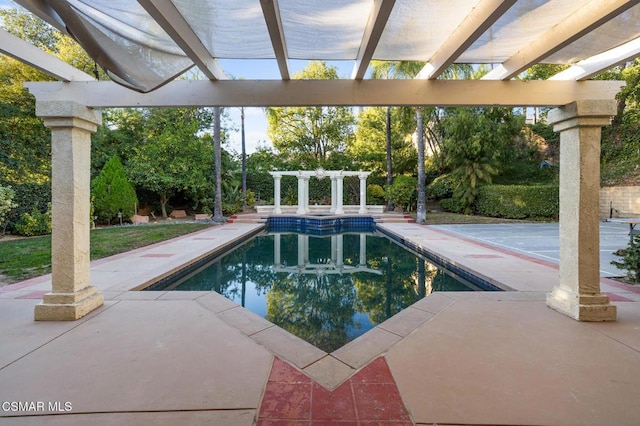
266;272;357;352
173;233;468;352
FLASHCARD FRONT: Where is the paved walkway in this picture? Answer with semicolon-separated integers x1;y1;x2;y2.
1;221;639;425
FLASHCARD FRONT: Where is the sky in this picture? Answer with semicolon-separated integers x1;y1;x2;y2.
220;60;355;155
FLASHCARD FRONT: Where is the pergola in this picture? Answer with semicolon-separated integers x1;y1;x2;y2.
2;0;639;322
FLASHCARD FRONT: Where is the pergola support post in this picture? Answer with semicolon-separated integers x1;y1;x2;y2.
546;100;617;322
34;101;104;321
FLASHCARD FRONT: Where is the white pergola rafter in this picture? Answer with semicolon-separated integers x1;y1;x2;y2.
351;0;396;80
483;0;639;81
24;80;624;108
0;29;94;82
137;0;226;80
260;0;290;80
416;0;517;80
551;37;640;81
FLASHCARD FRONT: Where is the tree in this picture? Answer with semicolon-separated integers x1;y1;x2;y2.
91;156;138;224
443;108;523;213
266;62;355;167
128;108;213;219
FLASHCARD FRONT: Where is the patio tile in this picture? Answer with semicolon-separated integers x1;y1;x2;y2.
217;306;274;336
352;383;410;422
409;292;454;314
258;382;312;421
350;357;395;384
0;300;272;414
113;291;164;300
377;306;433;337
311;381;356;421
387;299;640;426
332;328;402;369
197;292;240;313
268;357;311;384
0;410;257;426
157;291;210;300
252;326;326;369
303;356;354;390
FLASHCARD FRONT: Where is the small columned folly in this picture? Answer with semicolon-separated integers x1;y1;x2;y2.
546;100;617;321
269;169;371;215
34;101;104;321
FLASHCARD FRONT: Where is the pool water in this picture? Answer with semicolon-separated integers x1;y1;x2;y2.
152;232;487;352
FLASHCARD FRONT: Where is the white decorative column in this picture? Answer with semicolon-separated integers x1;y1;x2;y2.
303;175;310;214
298;235;305;268
546;100;617;321
335;175;344;215
330;175;337;214
360;234;367;266
358;172;368;214
272;172;282;214
34;101;104;321
296;174;306;215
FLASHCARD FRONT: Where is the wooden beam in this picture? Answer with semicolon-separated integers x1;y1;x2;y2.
417;0;516;80
351;0;396;80
483;0;638;80
0;29;95;82
25;79;624;108
551;37;640;81
137;0;226;80
260;0;290;80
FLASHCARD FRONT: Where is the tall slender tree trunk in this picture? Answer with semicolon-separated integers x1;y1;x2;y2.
416;107;426;224
213;107;224;222
385;106;393;212
240;107;247;209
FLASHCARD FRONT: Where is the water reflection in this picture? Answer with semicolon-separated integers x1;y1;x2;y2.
168;233;474;352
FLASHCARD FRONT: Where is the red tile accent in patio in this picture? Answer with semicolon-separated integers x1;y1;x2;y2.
257;357;412;425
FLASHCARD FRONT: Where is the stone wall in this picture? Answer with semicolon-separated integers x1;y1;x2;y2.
600;186;640;219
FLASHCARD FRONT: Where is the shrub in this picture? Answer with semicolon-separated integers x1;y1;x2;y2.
15;204;52;236
611;235;640;283
426;174;461;200
0;185;17;234
439;197;465;214
91;156;138;224
475;185;559;219
385;175;417;212
0;181;50;232
367;184;385;204
244;189;256;207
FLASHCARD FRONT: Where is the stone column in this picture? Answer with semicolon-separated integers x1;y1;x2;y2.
335;175;344;215
330;175;337;214
272;173;282;214
336;234;344;268
546;100;617;322
297;174;306;215
360;234;367;266
359;173;368;214
34;102;104;321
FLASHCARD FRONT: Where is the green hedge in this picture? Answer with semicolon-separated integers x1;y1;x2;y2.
475;185;559;219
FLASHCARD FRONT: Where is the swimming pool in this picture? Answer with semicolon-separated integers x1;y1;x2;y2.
147;229;499;352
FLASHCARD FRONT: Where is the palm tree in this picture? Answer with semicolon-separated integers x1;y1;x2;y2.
370;61;399;212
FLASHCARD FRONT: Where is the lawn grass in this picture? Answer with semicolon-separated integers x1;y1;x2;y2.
0;223;211;284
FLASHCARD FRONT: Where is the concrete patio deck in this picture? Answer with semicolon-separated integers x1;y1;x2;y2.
1;220;639;425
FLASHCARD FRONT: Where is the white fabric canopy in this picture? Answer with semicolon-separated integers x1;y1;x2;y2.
12;0;640;92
